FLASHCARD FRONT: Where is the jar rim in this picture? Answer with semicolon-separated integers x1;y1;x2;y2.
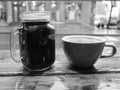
20;11;50;22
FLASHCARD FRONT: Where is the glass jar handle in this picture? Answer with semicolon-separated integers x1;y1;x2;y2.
10;29;21;63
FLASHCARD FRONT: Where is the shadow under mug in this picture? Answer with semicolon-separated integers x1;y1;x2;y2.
62;35;116;69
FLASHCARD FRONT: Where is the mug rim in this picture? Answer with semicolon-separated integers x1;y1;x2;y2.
62;35;106;44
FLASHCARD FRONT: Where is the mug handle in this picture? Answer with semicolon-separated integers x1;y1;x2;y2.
100;45;116;58
10;29;21;63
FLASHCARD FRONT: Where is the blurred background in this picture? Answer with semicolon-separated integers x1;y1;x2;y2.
0;0;119;29
0;0;120;56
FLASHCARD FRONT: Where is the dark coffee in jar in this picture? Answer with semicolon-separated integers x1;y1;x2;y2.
19;21;55;71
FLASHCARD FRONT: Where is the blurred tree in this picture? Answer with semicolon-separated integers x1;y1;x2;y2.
90;1;96;26
107;1;115;29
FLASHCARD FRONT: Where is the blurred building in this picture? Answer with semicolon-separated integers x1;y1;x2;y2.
0;1;119;26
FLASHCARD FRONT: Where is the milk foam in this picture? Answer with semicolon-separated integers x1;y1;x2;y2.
62;36;105;43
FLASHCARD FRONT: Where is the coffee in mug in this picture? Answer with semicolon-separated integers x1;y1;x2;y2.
62;35;116;69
